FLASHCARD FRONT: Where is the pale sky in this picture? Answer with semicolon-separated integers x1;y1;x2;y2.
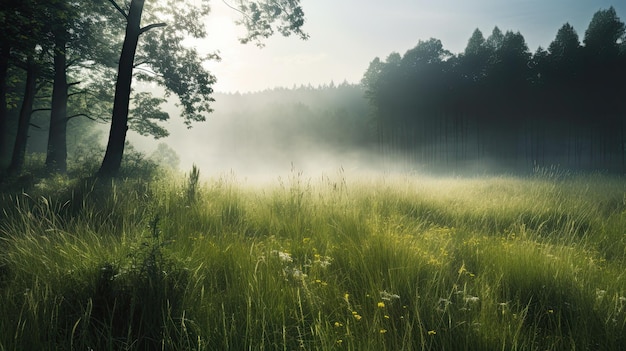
198;0;626;93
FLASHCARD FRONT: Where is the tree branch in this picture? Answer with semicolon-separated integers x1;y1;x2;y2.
133;66;159;76
222;0;252;20
108;0;128;19
10;57;28;70
134;59;155;67
68;91;84;98
31;108;51;114
140;23;167;35
35;81;48;93
66;113;102;122
68;90;101;99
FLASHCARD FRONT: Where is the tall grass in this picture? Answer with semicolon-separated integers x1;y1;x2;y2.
0;170;625;350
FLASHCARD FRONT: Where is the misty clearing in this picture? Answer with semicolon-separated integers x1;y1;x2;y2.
1;2;626;351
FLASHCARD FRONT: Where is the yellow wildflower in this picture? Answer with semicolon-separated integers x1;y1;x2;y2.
377;301;385;308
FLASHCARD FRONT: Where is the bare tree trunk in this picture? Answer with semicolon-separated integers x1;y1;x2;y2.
0;42;10;166
45;34;69;174
8;55;37;175
98;0;145;177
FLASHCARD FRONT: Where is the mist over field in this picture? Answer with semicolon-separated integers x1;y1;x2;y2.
127;84;384;181
127;4;626;180
3;2;625;180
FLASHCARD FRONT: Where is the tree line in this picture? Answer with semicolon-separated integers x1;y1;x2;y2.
0;0;307;179
362;7;626;173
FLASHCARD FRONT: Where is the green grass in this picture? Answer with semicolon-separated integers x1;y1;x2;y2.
1;170;625;350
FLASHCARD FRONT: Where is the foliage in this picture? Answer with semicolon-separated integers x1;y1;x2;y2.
128;92;170;138
235;0;309;46
134;2;218;127
1;171;626;350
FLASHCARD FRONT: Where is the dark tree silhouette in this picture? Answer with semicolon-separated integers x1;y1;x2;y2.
582;7;625;170
9;56;39;175
0;0;45;166
361;7;626;173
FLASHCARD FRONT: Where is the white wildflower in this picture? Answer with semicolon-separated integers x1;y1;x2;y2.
380;290;400;301
464;295;480;304
272;250;293;263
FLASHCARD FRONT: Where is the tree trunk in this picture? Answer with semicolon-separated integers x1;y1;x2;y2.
0;42;10;166
8;55;37;175
98;0;145;178
45;33;69;174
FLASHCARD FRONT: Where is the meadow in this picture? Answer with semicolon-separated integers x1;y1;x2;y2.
1;167;625;350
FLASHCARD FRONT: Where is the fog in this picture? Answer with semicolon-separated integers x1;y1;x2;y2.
128;84;395;183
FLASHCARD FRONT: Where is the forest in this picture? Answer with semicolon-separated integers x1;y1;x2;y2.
2;3;625;179
361;6;626;173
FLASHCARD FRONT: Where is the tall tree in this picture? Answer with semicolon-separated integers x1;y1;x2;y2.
461;28;490;82
45;13;70;173
582;7;626;169
7;54;39;174
546;23;582;110
98;0;308;177
583;7;625;60
43;0;120;173
0;0;45;166
582;6;625;102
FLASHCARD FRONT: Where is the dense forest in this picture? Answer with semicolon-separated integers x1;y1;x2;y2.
1;4;625;178
362;7;626;173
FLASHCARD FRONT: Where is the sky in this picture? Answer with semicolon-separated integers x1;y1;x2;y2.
199;0;626;93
